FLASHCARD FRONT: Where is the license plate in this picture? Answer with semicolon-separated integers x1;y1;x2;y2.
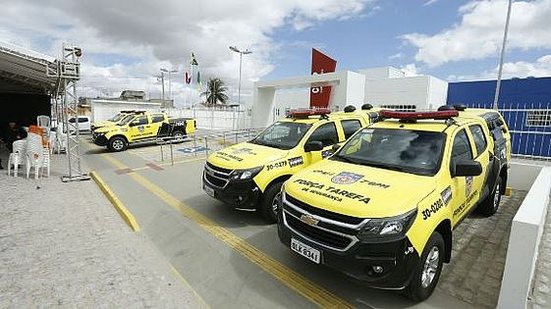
203;184;215;197
291;238;321;264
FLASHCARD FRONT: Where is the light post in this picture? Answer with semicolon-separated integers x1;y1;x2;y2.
161;68;178;107
493;0;513;110
229;46;252;129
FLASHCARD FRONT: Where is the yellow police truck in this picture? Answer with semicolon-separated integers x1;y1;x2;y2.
203;106;379;222
277;107;511;301
93;112;196;151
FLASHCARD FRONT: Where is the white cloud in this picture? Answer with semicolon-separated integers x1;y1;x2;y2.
448;54;551;80
0;0;376;106
400;63;421;76
402;0;551;67
388;52;404;60
423;0;440;7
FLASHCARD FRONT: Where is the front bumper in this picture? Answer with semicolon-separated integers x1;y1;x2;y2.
277;196;419;288
202;171;262;209
93;134;108;146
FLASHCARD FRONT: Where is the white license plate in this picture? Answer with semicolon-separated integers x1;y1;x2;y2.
291;238;321;264
203;184;215;197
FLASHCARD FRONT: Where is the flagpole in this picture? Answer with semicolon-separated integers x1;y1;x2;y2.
493;0;513;110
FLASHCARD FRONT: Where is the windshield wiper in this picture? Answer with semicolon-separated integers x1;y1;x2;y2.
362;161;405;172
331;154;360;164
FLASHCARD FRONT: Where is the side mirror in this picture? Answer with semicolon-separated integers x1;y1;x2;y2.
304;141;323;152
452;160;482;177
331;143;341;152
129;121;139;127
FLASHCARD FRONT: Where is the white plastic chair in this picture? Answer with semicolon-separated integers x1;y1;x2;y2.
26;133;44;179
37;115;51;136
8;139;27;177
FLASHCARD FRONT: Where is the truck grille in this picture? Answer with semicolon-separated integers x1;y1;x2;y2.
204;162;233;188
283;194;364;252
286;215;352;250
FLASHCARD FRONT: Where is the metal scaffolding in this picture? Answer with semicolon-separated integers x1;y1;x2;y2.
49;44;90;182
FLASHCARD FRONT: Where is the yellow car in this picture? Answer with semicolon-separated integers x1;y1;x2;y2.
203;106;379;222
93;112;196;152
277;107;511;301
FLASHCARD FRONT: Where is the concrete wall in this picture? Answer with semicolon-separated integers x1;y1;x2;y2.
364;76;432;110
498;166;551;309
90;100;162;122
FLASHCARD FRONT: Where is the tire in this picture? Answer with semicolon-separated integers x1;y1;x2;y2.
172;130;186;143
108;136;128;152
405;232;445;302
478;176;502;216
259;181;283;223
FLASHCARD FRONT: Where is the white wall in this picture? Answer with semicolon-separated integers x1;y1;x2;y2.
498;166;551;309
364;76;431;110
166;108;252;130
90;100;162;122
427;76;449;111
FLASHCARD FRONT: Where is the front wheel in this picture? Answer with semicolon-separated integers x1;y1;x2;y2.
108;136;128;152
259;182;283;223
405;232;445;302
172;130;186;143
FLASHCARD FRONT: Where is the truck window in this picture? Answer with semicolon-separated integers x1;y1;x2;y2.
450;129;473;166
151;114;165;123
132;115;148;126
469;125;487;156
307;122;338;147
341;119;362;139
250;122;311;150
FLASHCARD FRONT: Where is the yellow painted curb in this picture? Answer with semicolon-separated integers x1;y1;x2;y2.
505;186;513;197
90;171;140;232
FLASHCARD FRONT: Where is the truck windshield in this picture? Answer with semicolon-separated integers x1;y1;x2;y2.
250;122;312;150
110;114;126;122
332;128;445;176
119;114;135;126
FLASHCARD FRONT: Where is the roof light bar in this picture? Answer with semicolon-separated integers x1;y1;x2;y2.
380;110;458;120
287;108;331;118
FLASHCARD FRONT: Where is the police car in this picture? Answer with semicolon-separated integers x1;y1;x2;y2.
203;105;379;222
277;107;511;301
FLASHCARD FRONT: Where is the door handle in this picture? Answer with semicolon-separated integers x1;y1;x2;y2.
145;126;151;128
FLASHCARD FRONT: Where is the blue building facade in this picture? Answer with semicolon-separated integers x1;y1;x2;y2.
448;77;551;158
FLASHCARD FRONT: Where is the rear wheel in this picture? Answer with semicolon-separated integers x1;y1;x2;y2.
108;136;127;152
478;176;502;216
259;181;283;223
405;232;445;302
172;130;186;142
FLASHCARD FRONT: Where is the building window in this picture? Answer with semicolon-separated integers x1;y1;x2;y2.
526;110;551;127
380;104;416;112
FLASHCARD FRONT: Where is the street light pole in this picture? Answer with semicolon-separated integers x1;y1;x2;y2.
229;46;252;129
493;0;513;110
161;68;178;107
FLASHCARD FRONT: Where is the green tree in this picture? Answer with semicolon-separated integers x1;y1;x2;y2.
202;78;229;106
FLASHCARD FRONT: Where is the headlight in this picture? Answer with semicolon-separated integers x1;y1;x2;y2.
357;209;417;241
230;166;263;181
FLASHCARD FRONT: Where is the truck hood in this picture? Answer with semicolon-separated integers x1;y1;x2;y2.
94;125;122;134
92;120;114;128
207;142;289;170
285;160;436;218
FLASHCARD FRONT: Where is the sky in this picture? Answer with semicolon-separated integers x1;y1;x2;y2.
1;0;551;106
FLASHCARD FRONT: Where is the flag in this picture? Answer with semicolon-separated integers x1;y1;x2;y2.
196;71;201;84
191;53;198;66
185;72;191;84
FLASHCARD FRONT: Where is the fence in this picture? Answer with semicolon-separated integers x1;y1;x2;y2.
463;102;551;160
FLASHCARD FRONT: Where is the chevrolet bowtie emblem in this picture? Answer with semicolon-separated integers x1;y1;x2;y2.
300;214;319;226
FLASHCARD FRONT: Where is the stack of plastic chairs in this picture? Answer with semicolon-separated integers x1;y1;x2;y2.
37;115;51;137
7;139;27;177
25;133;45;179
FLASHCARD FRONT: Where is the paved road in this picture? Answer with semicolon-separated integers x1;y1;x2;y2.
82;140;520;308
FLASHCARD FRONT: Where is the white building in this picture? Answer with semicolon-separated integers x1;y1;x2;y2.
251;66;448;127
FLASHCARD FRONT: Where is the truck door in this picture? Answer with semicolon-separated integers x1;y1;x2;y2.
449;128;475;226
128;115;149;140
304;122;339;164
150;114;166;137
467;124;490;205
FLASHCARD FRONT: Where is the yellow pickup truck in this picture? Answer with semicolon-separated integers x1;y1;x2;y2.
93;112;196;151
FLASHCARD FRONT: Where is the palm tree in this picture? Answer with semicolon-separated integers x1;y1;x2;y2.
202;78;229;106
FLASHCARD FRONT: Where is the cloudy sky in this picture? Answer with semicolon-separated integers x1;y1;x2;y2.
1;0;550;106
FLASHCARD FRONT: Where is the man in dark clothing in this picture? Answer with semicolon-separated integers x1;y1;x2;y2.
4;122;28;152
